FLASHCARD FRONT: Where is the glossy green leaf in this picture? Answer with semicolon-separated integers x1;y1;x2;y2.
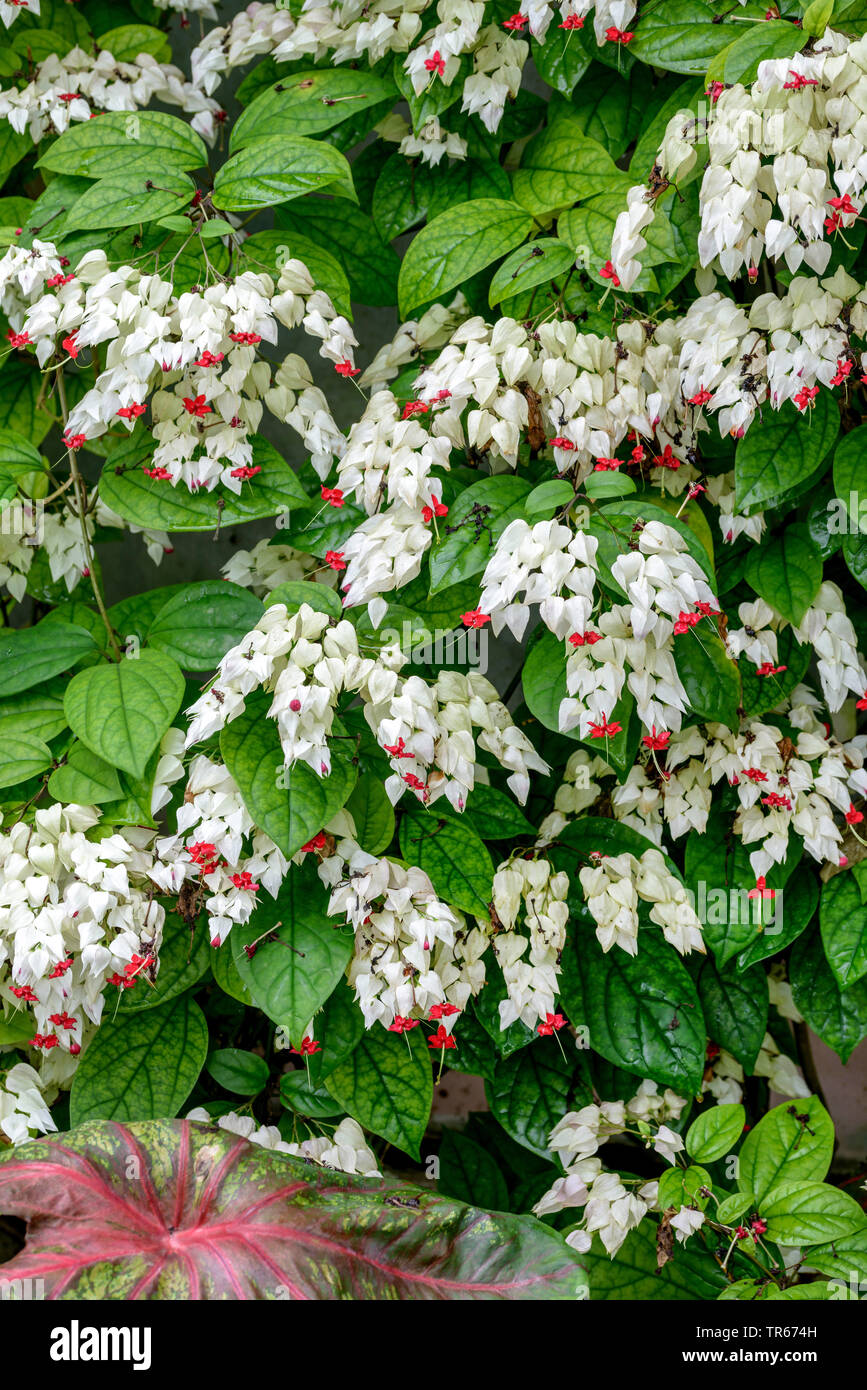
399;806;494;917
437;1130;510;1211
0;731;52;789
429;475;533;593
743;523;822;626
206;1049;270;1096
0;621;97;697
64;649;184;780
790;925;867;1061
488;238;574;306
738;1097;834;1205
38;110;207;178
146;581;264;671
63;171;195;233
820;872;867;989
345;775;395;855
48;741;123;804
697;957;768;1071
212;135;354;212
232;69;396;148
397;199;533;317
686;1104;746;1165
735;394;839;515
761;1181;866;1247
486;1039;580;1158
324;1028;433;1160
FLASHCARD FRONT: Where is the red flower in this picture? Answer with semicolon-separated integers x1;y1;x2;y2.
741;768;768;783
49;958;72;979
599;260;620;287
429;1002;460;1019
230;465;262;480
229;331;261;345
421;496;448;523
568;630;601;647
325;549;346;570
750;1217;767;1235
6;329;29;348
503;12;529;28
559;14;584;28
46;273;74;287
755;661;787;676
29;1033;59;1050
688;387;713;406
230;871;260;890
427;1024;456;1050
654;444;680;470
642;727;670;750
291;1036;322;1055
846;803;864;825
402;400;430;419
706;82;725;104
747;876;775;899
830;359;853;387
673;610;701;635
604;26;633;42
48;1011;76;1030
183;393;212;417
735;1225;750;1240
189;841;220;871
594;457;621;470
461;609;491;628
321;486;344;507
117;403;147;419
63;433;87;450
195;350;225;367
549;436;575;449
143;465;173;481
537;1012;567;1036
631;444;646;464
301;831;328;853
384;737;413;759
335;359;360;377
762;792;792;810
783;71;818;90
857;691;867;710
588;715;622;738
424;50;446;77
389;1015;420;1033
793;384;819;412
403;772;428;798
10;984;37;1001
58;92;80;102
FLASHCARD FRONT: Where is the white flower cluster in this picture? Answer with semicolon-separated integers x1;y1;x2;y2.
611;29;867;290
0;804;164;1082
534;1080;687;1256
149;755;290;948
187;1108;381;1177
490;856;568;1029
579;846;705;956
0;1062;55;1146
319;838;487;1028
0;46;221;146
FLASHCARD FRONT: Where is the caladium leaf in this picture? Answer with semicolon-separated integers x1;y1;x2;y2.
0;1119;587;1300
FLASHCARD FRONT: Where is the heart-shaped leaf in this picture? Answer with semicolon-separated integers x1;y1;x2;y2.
0;1118;588;1299
0;621;97;697
64;649;185;779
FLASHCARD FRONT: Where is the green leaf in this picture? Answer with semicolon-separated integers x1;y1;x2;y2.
657;1164;713;1213
735;394;839;515
463;784;534;840
0;427;44;513
566;63;655;161
437;1130;510;1210
791;925;867;1061
275;199;400;307
807;1228;867;1284
146;581;264;671
64;649;185;780
63;171;195;233
630;0;761;74
69;996;208;1124
707;20;806;86
686;1104;746;1165
429;475;532;593
580;1220;728;1299
241;229;352;319
488;238;574;307
583;470;637;499
486;1039;580;1158
833;424;867;535
0;677;68;743
232;68;396;147
265;579;342;620
371;153;434;241
674;625;741;730
206;1048;270;1096
738;1097;834;1204
39;110;208;179
96;23;173;63
560;921;707;1094
399;806;494;916
532;24;592;95
0;731;52;789
0;621;97;697
279;1071;345;1118
118;912;210;1015
397;199;533;317
697;957;768;1071
524;479;576;515
212;135;354;212
99;434;309;532
743;523;822;626
802;0;835;37
0;359;54;444
48;741;123;804
221;690;357;859
234;860;352;1043
684;811;795;967
425;158;513;224
345;775;395;855
716;1191;756;1225
513;126;627;217
324;1028;433;1160
820;872;867;989
737;864;818;969
761;1181;866;1247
